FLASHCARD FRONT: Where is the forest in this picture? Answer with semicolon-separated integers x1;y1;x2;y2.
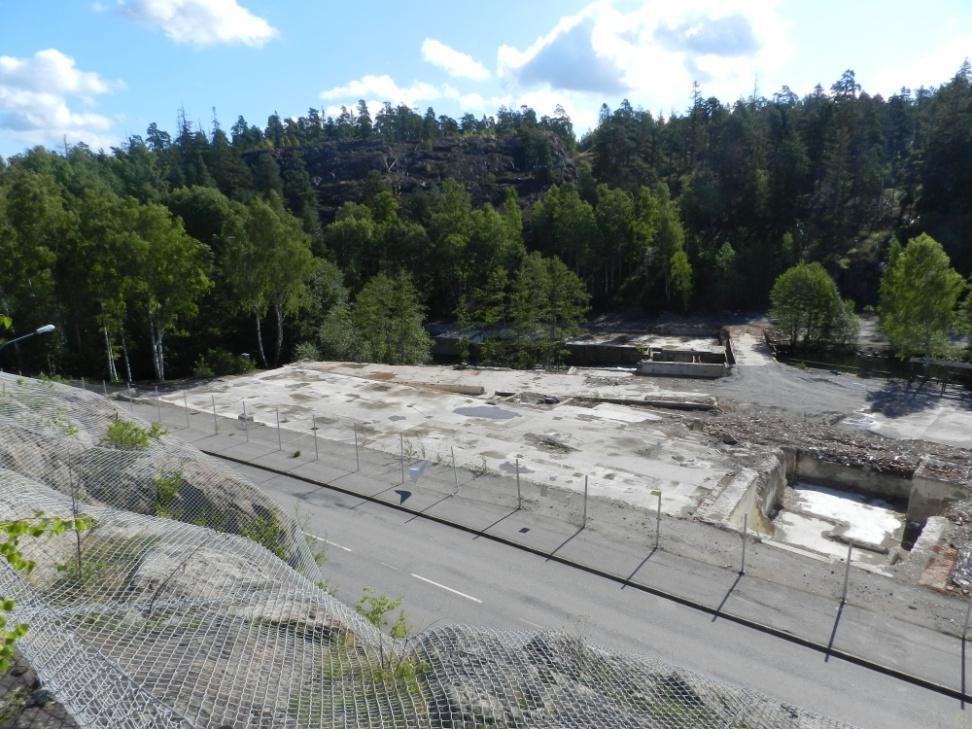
1;65;971;381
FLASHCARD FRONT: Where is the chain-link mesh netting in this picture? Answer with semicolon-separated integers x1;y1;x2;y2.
0;373;858;729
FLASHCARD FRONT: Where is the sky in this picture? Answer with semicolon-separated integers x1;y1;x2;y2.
0;0;970;158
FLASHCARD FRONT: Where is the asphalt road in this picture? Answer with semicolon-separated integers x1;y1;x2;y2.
229;460;969;729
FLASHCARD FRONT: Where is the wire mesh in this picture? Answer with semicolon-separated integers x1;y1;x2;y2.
0;373;858;729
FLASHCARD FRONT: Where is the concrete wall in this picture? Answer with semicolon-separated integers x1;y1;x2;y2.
636;361;728;378
908;458;970;521
790;452;912;503
565;342;644;366
696;451;788;533
790;451;968;525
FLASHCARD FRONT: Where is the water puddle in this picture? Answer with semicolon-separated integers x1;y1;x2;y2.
454;406;518;420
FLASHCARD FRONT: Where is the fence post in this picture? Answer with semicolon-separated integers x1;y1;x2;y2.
515;457;522;509
582;475;589;527
964;593;972;641
183;392;190;429
451;446;459;493
275;408;282;450
841;543;853;604
400;432;406;485
129;383;135;412
740;514;748;575
154;386;161;425
211;395;218;434
653;490;662;551
242;398;249;442
353;423;360;472
80;376;86;391
102;380;108;397
312;414;319;461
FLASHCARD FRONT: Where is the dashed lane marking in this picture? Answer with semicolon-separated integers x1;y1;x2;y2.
411;573;482;603
304;532;352;552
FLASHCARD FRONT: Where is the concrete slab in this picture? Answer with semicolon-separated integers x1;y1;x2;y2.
166;363;739;516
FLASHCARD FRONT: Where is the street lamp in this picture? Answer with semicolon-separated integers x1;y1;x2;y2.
0;324;56;355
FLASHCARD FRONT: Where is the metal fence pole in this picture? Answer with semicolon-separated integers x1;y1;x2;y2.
102;379;108;397
740;514;748;575
242;398;249;442
515;457;522;509
451;446;459;493
154;386;161;425
353;423;360;472
964;593;972;641
400;432;406;484
275;408;282;450
841;543;853;604
211;395;218;434
654;490;662;551
182;392;190;428
582;475;589;527
129;384;135;412
80;376;86;391
312;414;319;461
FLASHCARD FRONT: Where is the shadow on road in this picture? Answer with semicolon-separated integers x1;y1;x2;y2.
472;507;521;539
865;379;972;418
824;600;846;662
546;526;586;560
621;548;658;589
711;572;743;622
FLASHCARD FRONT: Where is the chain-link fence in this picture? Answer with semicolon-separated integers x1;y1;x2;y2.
0;372;863;728
91;374;970;651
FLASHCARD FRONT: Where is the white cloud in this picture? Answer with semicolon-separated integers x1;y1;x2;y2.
320;75;444;108
421;38;491;81
868;35;972;97
0;49;121;151
109;0;278;47
497;0;790;118
318;1;792;138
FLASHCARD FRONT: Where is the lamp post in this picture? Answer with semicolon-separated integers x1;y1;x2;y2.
0;324;56;356
0;324;56;374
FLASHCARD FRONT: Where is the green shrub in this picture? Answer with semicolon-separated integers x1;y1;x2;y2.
241;514;286;560
192;355;215;378
193;348;255;378
103;420;149;450
152;470;182;518
293;341;320;361
102;419;165;449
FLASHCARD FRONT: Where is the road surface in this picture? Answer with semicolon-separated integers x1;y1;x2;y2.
228;459;969;729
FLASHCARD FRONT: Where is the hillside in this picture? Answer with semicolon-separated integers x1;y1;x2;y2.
2;71;971;381
258;132;576;219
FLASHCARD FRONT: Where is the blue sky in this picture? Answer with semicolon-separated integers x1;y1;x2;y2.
0;0;970;158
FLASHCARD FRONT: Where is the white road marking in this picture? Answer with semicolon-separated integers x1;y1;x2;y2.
410;573;482;603
520;618;544;629
379;561;398;571
304;533;352;552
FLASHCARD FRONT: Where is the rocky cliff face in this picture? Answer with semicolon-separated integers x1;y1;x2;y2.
259;132;576;218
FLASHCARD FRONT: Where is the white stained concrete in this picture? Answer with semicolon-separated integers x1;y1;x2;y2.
171;363;736;515
647;335;725;354
772;483;905;572
792;484;903;547
856;403;972;450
